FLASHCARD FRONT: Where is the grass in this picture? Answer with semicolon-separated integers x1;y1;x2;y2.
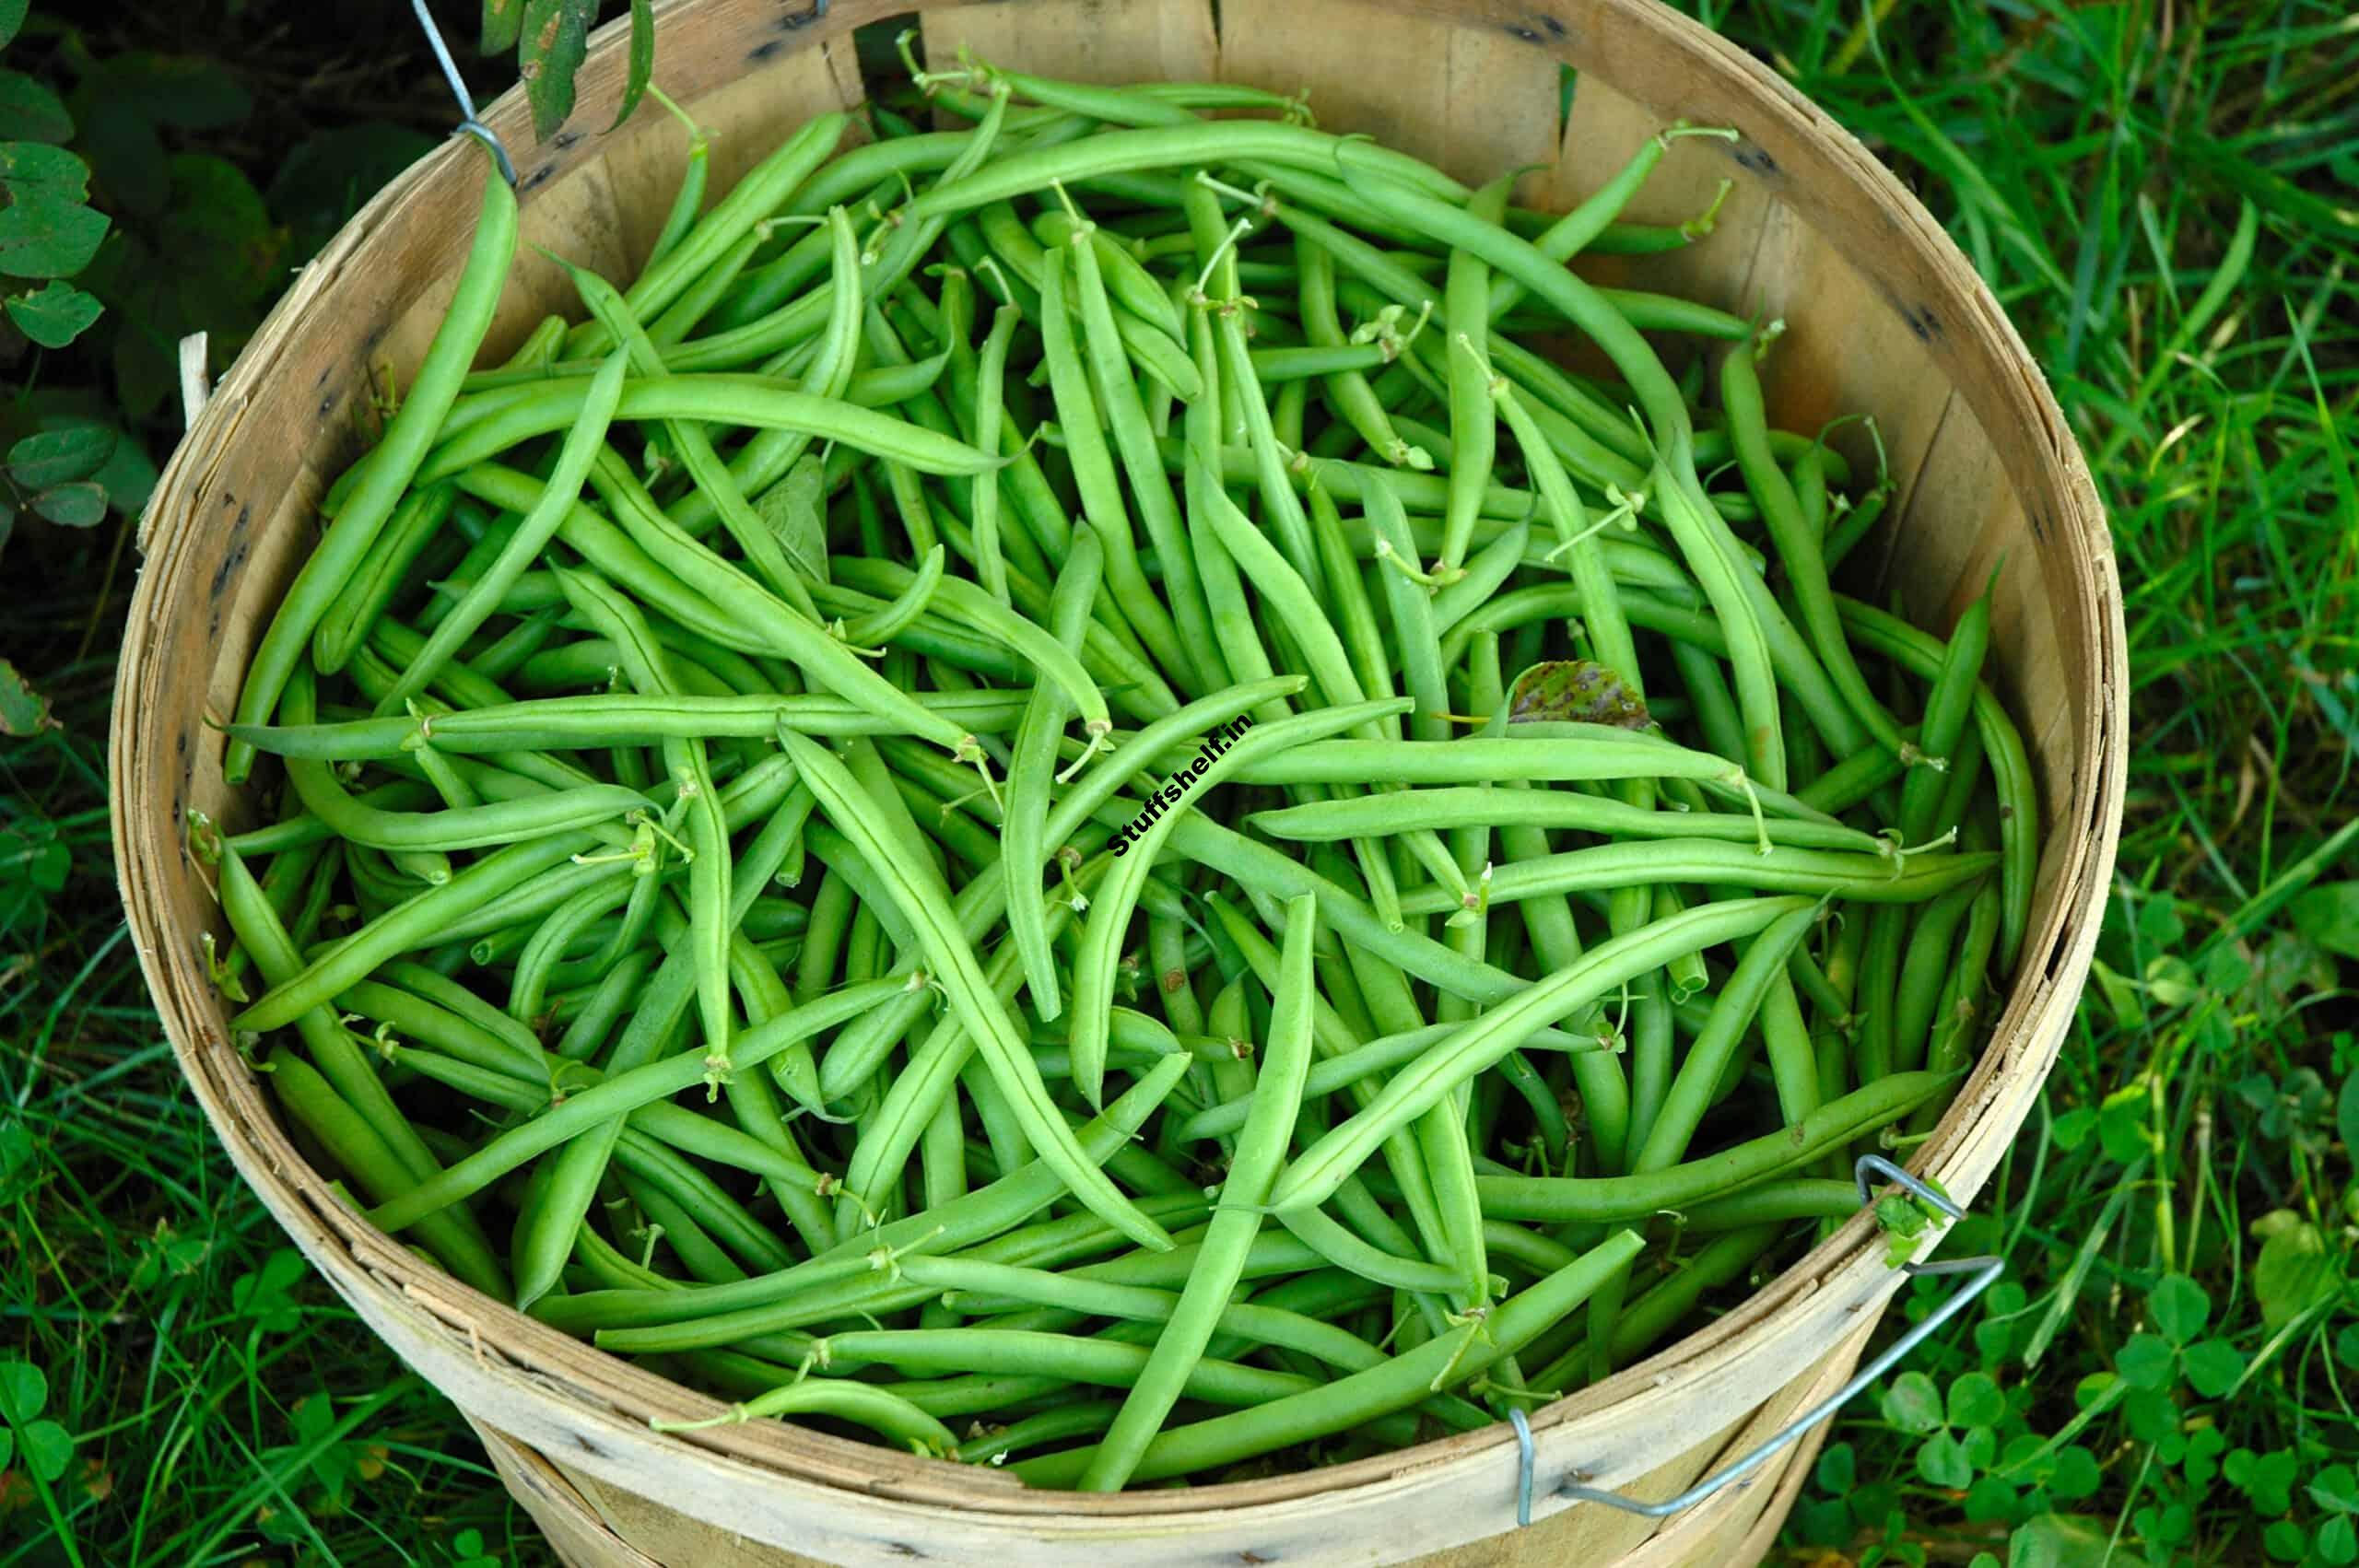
3;0;2355;1563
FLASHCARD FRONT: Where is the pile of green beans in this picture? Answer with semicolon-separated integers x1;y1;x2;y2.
201;49;2036;1492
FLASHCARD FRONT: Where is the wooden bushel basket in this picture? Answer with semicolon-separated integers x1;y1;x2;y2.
111;0;2126;1562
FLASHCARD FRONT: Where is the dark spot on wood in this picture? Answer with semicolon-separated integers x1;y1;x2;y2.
882;1544;925;1560
1505;22;1543;42
1541;12;1567;34
1240;1554;1273;1565
569;1430;603;1456
208;507;252;601
207;608;221;642
1899;303;1941;342
176;731;187;758
553;130;582;150
521;162;557;193
1733;144;1778;176
314;363;333;387
319;392;338;419
2026;509;2050;544
749;38;786;61
780;1;827;29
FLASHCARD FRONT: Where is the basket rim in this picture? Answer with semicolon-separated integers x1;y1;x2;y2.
111;0;2125;1547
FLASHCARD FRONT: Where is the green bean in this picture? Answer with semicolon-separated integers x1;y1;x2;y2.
1923;881;2002;1089
235;834;592;1033
1003;525;1103;1024
1247;786;1881;855
1037;242;1193;685
779;728;1173;1252
587;1157;1206;1352
1438;173;1515;573
1387;841;1995;918
1834;595;2035;971
1074;699;1405;1107
226;151;517;785
1898;585;1994;845
656;1377;957;1457
1014;1228;1643;1486
264;1049;508;1297
1474;1071;1955;1222
1634;903;1823;1173
573;111;848;357
366;978;900;1236
312;483;457;674
1485;124;1731;321
549;566;735;1078
1721;341;1906;760
1269;897;1808;1212
1080;893;1319;1487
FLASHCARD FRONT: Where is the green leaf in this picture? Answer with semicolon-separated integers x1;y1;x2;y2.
0;0;25;49
2095;1081;2152;1164
483;0;526;53
519;0;597;142
2048;1445;2101;1500
89;423;158;517
2142;953;2197;1007
2048;1105;2098;1152
1876;1192;1934;1266
30;481;107;527
1917;1430;1974;1488
230;1247;309;1333
1881;1369;1943;1433
0;1359;46;1422
2289;882;2359;957
17;1418;70;1482
2010;1514;2146;1568
755;454;829;584
1815;1441;1855;1492
2316;1466;2359;1514
2338;1324;2359;1371
2227;1447;2301;1514
2341;1066;2359;1161
2135;894;2184;950
2251;1213;2336;1329
0;660;53;735
611;0;655;130
0;139;92;200
99;53;252;130
2263;1519;2309;1562
6;279;101;345
0;70;72;142
2115;1333;2175;1389
153;154;283;310
1963;1474;2017;1526
2149;1272;2209;1343
1946;1372;2005;1429
7;425;112;488
266;123;437;262
1508;659;1651;728
2181;1339;2244;1397
2121;1386;2177;1445
2324;1515;2359;1567
0;189;109;278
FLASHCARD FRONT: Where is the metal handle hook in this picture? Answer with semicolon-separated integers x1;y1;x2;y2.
1509;1154;2001;1526
410;0;520;185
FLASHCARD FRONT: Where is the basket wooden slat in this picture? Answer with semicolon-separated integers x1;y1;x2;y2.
114;0;2124;1562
